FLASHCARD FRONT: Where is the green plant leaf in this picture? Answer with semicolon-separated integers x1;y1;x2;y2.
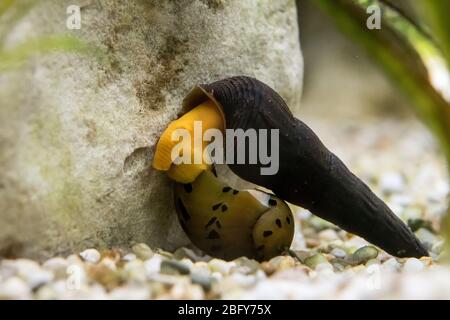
0;35;93;72
312;0;450;259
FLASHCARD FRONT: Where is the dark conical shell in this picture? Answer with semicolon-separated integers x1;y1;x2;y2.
183;76;428;258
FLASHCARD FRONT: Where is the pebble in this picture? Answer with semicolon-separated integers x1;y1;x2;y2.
79;249;101;264
379;172;405;194
43;257;69;279
123;260;147;283
266;256;296;272
144;254;164;276
192;261;211;276
122;253;137;262
318;229;339;241
0;277;31;300
132;243;154;260
87;265;121;290
431;240;444;254
365;259;379;267
209;259;234;275
331;261;346;272
390;194;413;207
382;258;401;272
315;262;334;275
304;254;328;270
351;246;378;264
229;273;258;287
415;228;439;250
66;254;84;266
330;248;347;259
35;285;58;300
308;216;335;231
190;272;213;291
160;260;191;275
403;258;425;273
233;257;260;274
169;283;204;300
5;259;53;289
174;247;200;261
155;248;174;259
109;285;151;300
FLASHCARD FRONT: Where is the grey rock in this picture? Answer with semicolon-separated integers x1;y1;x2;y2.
351;246;379;265
304;253;328;269
173;247;199;261
160;260;191;275
190;272;213;291
0;0;303;259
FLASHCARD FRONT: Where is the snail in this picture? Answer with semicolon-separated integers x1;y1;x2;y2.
153;76;428;260
173;169;294;261
153;88;295;261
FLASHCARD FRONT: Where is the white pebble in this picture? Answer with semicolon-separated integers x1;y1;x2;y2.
35;285;57;300
381;258;401;272
192;262;211;276
170;283;204;300
5;259;53;288
109;285;151;300
315;262;334;275
66;254;83;265
0;277;31;299
124;260;146;283
318;229;339;241
79;249;101;264
122;253;137;262
209;259;234;275
330;248;347;259
23;269;53;289
229;273;257;287
43;257;69;278
211;271;223;282
144;254;163;276
403;258;425;273
380;172;405;194
390;194;413;207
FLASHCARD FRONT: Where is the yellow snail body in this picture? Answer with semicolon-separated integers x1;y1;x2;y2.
153;76;428;260
174;170;294;261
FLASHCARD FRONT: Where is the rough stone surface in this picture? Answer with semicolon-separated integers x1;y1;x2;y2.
0;0;303;259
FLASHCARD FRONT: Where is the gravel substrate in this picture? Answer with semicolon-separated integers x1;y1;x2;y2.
0;117;448;299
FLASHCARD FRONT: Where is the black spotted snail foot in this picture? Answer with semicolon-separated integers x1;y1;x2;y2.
153;76;428;261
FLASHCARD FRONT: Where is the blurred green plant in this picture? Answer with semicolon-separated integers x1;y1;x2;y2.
312;0;450;258
0;0;91;72
418;1;450;68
